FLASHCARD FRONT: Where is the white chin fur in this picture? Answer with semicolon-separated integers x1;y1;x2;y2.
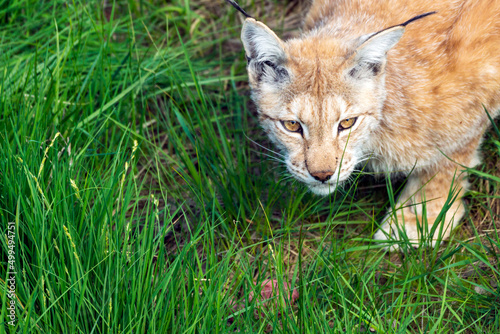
307;183;338;196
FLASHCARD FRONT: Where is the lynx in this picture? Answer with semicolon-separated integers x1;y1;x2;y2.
227;0;500;250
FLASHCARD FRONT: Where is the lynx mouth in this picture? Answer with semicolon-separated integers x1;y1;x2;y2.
305;171;353;195
285;159;354;195
307;182;341;196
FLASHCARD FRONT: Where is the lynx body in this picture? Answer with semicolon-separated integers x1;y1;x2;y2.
235;0;500;249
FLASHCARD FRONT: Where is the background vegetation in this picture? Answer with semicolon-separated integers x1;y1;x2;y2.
0;0;499;332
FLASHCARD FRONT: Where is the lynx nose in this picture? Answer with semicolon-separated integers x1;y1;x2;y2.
310;171;334;182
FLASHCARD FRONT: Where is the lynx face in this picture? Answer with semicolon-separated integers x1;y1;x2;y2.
242;19;404;195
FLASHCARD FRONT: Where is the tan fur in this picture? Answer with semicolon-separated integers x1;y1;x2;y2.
240;0;500;249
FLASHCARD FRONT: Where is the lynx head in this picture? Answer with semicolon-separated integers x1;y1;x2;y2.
241;18;408;195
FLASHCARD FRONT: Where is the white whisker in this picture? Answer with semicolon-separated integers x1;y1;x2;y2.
255;151;285;163
244;133;285;158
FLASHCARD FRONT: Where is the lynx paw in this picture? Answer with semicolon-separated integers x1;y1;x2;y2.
373;215;442;251
373;218;418;251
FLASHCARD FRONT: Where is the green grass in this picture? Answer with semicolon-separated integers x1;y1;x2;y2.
1;0;499;332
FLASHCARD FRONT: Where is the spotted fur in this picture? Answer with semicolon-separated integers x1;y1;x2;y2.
237;0;500;249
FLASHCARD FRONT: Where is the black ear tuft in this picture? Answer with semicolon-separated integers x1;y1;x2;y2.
401;11;437;27
224;0;253;18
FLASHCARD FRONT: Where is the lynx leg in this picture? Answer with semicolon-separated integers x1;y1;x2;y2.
373;165;468;250
373;136;484;250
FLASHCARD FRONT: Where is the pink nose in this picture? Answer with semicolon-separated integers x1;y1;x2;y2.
310;171;334;182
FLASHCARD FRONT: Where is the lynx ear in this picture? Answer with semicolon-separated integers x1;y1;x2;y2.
241;18;289;85
347;11;436;79
347;26;405;79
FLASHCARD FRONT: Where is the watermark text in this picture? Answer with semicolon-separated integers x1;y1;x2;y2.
6;221;16;326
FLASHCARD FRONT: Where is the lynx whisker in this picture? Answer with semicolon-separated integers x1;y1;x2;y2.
255;151;285;164
280;175;296;182
244;133;285;158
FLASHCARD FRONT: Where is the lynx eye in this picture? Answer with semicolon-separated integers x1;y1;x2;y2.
339;117;357;131
281;120;302;133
